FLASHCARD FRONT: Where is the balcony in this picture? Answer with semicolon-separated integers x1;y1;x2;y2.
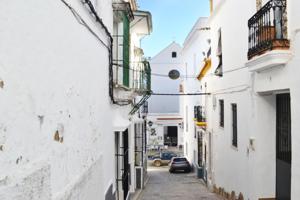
113;61;151;93
132;61;151;94
248;0;289;60
194;106;206;128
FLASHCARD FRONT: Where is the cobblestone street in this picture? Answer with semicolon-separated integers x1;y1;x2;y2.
138;166;221;200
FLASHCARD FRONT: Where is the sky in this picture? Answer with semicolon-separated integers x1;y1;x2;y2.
137;0;210;58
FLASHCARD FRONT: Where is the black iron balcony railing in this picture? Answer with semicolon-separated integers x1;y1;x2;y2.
248;0;289;59
133;61;151;93
194;106;206;124
113;60;151;92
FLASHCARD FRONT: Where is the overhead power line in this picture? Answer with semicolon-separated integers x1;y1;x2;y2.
151;92;211;96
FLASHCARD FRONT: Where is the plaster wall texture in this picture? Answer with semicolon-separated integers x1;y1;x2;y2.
0;162;51;200
0;0;114;199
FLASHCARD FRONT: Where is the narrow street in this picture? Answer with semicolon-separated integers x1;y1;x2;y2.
1;0;299;199
138;166;221;200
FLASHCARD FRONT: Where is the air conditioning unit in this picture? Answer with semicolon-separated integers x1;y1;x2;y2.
135;167;144;189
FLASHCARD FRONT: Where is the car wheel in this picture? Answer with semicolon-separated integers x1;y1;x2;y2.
154;160;161;167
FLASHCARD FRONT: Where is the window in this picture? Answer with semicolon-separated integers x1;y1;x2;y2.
232;104;237;147
219;100;224;127
168;69;180;80
215;28;223;77
172;51;177;58
134;123;143;166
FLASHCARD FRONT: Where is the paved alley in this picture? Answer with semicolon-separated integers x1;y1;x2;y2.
138;166;221;200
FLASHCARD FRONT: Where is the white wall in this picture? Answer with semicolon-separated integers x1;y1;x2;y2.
0;1;114;199
203;0;300;199
206;0;272;198
290;30;300;200
181;18;210;165
148;42;183;114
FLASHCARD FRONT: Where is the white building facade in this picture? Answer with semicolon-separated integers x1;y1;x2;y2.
181;17;211;180
147;42;184;150
187;0;300;199
0;1;152;200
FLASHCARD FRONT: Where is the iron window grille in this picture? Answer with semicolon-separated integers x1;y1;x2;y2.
194;106;206;122
219;100;224;127
276;94;291;163
232;104;237;147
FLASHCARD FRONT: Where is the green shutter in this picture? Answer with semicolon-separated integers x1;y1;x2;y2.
123;13;130;87
145;61;151;92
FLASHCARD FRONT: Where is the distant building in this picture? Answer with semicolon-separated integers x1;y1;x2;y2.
147;42;184;150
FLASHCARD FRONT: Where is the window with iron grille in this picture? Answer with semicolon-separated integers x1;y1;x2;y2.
276;93;291;163
135;123;143;166
219;100;224;127
232;104;237;147
122;12;130;87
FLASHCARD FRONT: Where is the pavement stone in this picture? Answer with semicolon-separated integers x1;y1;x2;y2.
138;166;222;200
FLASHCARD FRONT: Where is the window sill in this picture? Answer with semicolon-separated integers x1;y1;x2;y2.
231;145;238;151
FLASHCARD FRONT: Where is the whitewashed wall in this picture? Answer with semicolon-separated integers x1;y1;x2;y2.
289;0;300;193
0;0;114;199
205;0;300;199
148;42;183;114
206;0;274;198
181;18;210;165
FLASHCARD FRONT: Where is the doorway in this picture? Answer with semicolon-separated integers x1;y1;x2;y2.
276;93;291;200
164;126;178;146
115;129;130;200
122;129;129;200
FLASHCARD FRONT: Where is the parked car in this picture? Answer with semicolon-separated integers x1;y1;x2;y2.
169;157;191;173
149;151;177;167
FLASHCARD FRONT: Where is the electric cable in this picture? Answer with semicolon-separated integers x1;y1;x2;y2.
60;0;131;106
60;0;110;49
151;92;211;96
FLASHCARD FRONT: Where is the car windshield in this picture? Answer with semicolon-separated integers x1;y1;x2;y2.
173;158;187;162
